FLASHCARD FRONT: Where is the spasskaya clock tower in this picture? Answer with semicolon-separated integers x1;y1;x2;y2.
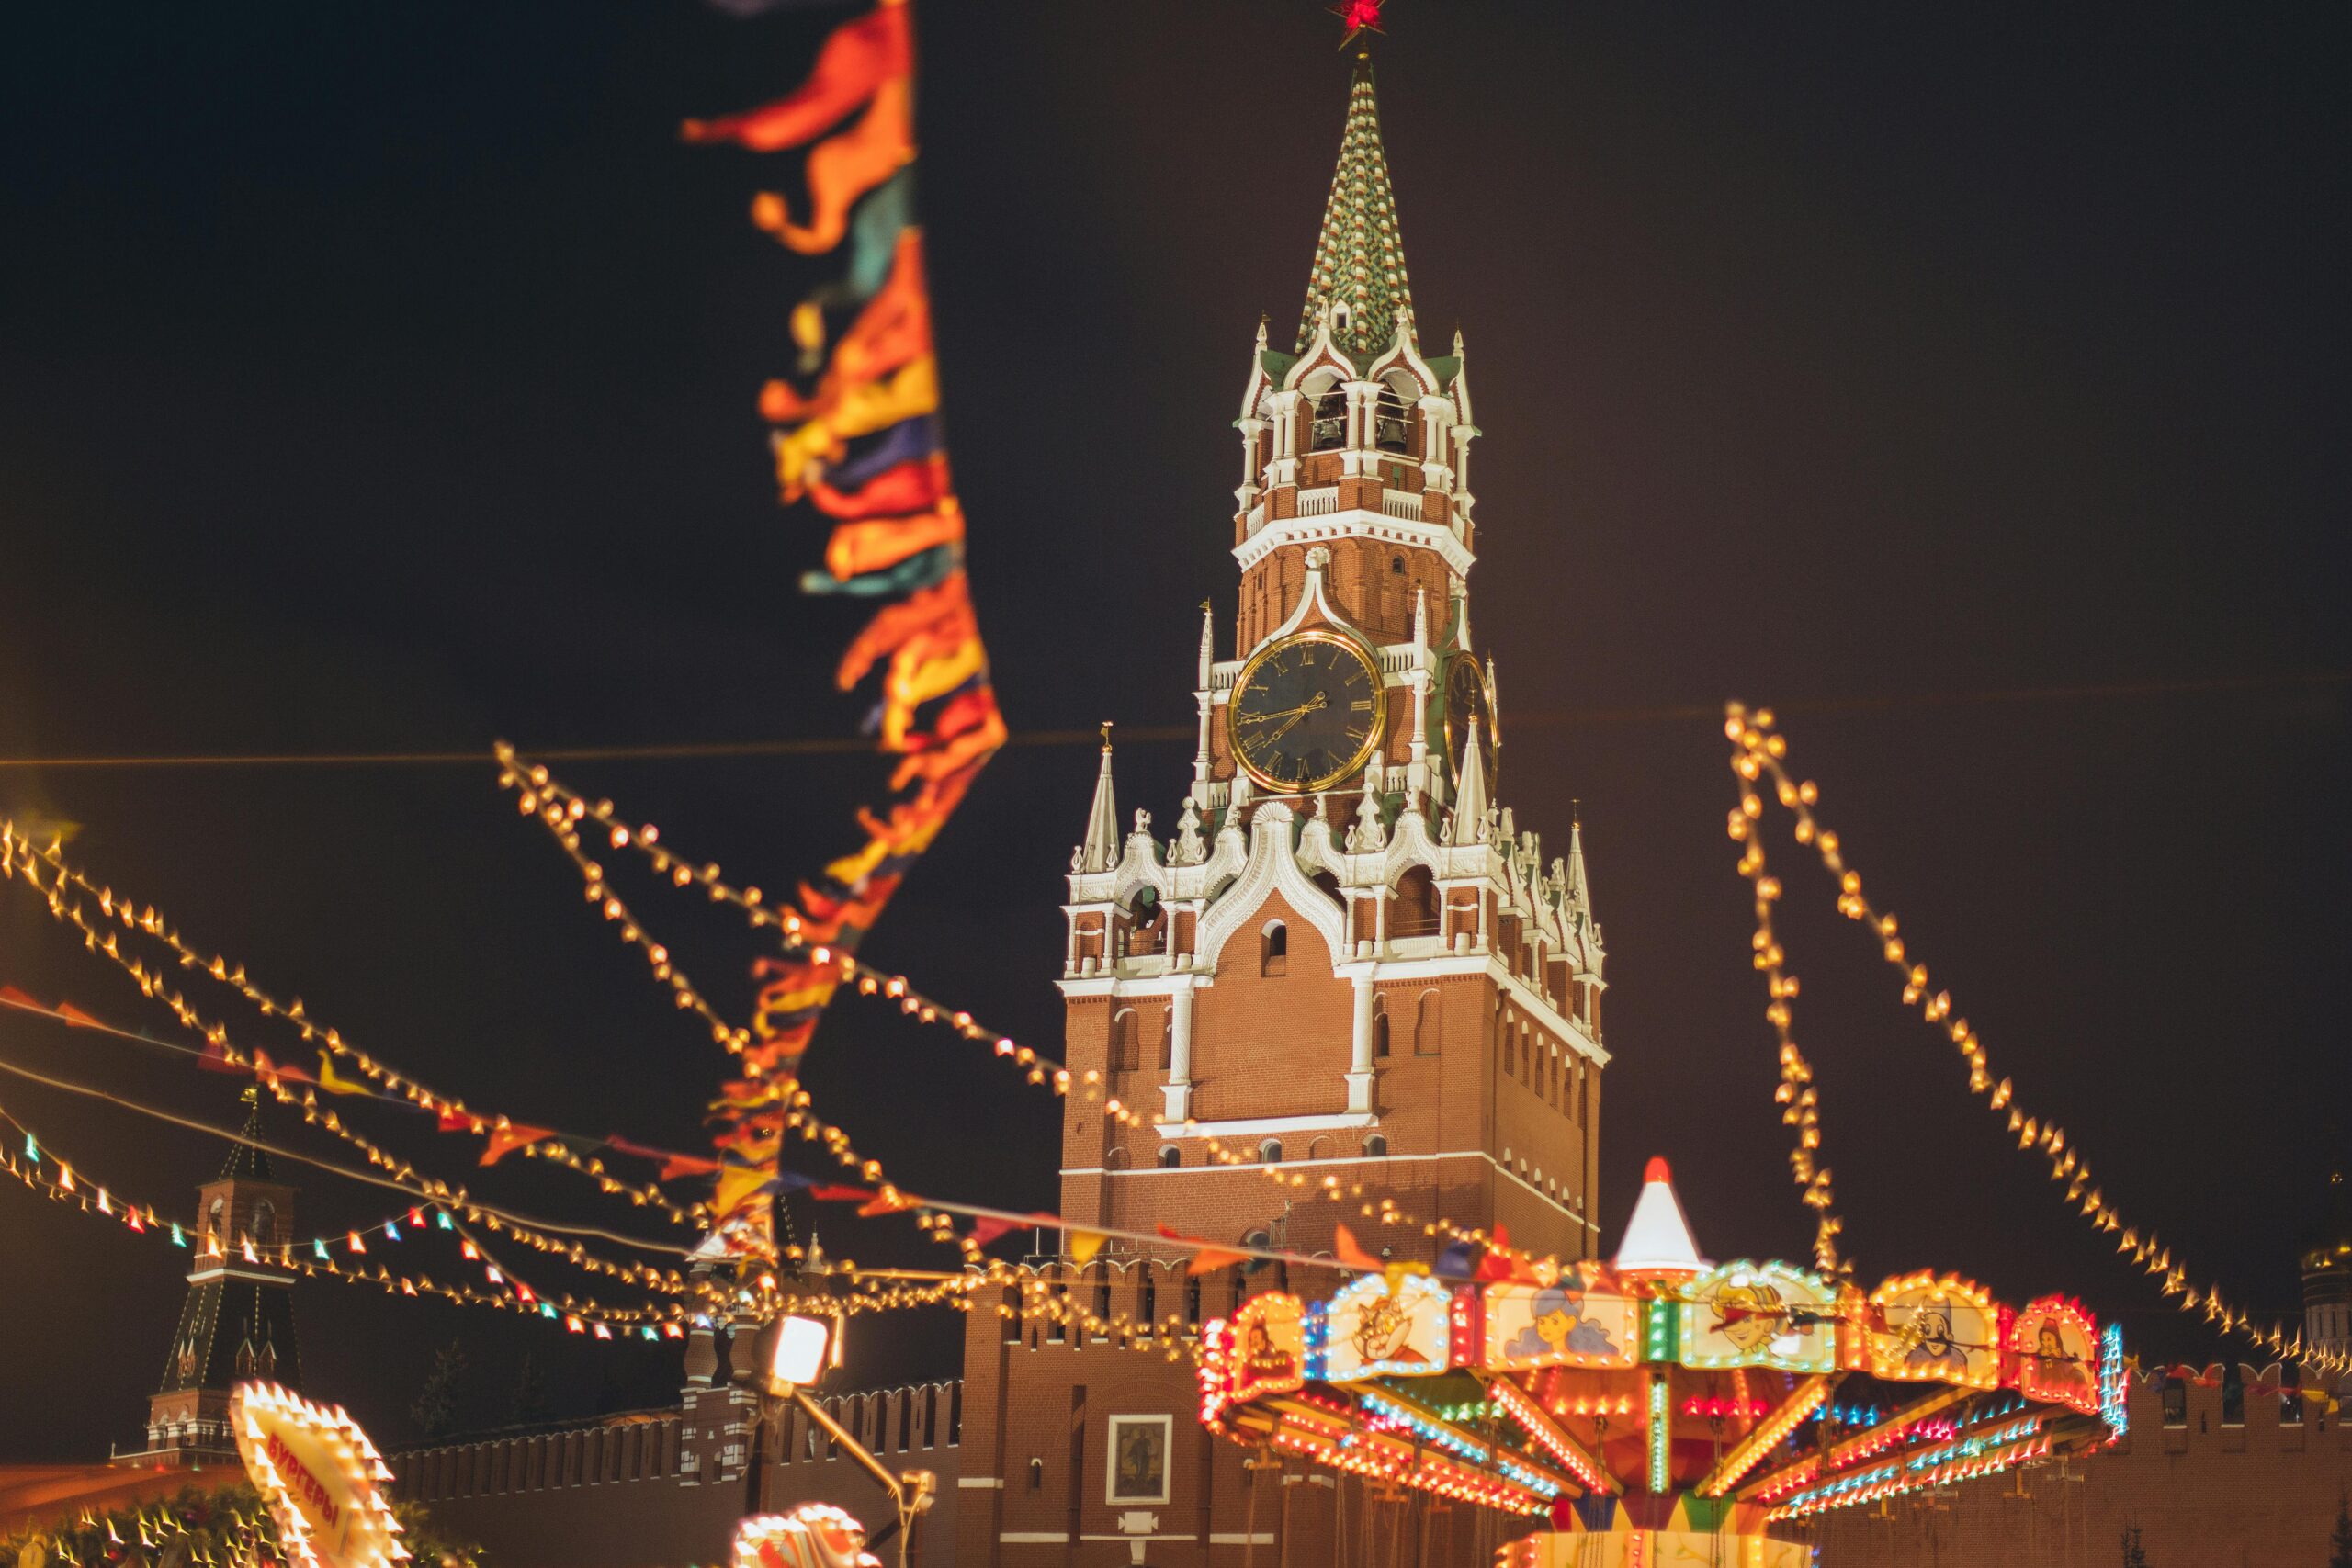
959;55;1610;1568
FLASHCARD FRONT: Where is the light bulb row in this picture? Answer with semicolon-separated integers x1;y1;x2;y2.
0;819;703;1230
1727;703;2348;1379
1723;709;1845;1279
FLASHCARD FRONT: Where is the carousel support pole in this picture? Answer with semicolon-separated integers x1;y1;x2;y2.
1242;1447;1279;1568
1278;1461;1296;1568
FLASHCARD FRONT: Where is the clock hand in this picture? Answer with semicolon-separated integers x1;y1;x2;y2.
1240;703;1317;726
1262;710;1312;746
1239;692;1330;728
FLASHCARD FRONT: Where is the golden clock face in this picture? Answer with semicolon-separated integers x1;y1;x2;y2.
1229;630;1384;794
1442;656;1497;788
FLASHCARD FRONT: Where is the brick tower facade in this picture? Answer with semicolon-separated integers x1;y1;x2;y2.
116;1089;301;1469
957;58;1608;1568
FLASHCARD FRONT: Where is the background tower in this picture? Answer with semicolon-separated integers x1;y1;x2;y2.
119;1089;300;1469
958;60;1608;1568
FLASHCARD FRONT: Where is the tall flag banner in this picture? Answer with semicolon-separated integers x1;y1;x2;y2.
685;0;1003;1257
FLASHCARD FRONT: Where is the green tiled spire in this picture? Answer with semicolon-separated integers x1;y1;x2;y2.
1298;57;1416;360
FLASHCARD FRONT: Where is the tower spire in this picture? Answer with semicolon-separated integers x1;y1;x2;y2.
1298;55;1415;359
1077;724;1121;874
1563;807;1593;930
130;1085;300;1470
219;1084;273;1181
1446;716;1488;846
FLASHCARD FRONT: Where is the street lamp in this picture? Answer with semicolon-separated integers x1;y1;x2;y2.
767;1314;834;1393
748;1314;936;1568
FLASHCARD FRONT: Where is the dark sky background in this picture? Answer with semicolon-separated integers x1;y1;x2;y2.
1;2;2346;1462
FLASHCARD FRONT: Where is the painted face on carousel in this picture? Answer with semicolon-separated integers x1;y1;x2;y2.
1353;1292;1425;1366
1711;1282;1786;1355
1503;1286;1621;1360
1246;1316;1296;1379
1904;1304;1968;1375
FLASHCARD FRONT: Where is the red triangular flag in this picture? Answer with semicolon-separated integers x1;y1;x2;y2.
659;1154;720;1181
809;1184;876;1203
438;1107;474;1133
968;1216;1028;1247
0;985;40;1010
56;1001;102;1029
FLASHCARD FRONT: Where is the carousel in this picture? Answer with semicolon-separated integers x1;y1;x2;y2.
1196;1160;2126;1568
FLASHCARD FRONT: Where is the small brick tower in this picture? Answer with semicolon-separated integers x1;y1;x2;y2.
957;56;1610;1568
119;1088;301;1469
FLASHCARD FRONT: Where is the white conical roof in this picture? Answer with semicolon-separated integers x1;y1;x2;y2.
1077;730;1120;874
1446;716;1487;846
1613;1156;1710;1276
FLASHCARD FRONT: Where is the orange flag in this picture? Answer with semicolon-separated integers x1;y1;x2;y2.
1334;1223;1382;1274
1187;1245;1246;1276
57;1001;103;1029
480;1124;553;1167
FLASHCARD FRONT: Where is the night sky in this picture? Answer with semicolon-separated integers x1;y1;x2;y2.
1;3;2346;1463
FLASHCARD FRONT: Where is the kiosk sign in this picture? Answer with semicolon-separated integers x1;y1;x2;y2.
232;1382;408;1567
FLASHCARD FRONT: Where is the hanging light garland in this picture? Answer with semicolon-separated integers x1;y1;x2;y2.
0;1025;699;1311
1721;709;1845;1278
0;1093;695;1335
0;818;704;1228
0;1088;1057;1337
1724;701;2346;1377
498;747;1058;1089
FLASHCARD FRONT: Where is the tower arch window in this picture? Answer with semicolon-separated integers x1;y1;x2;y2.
1158;1145;1182;1169
1364;1134;1388;1158
1390;868;1439;939
1371;999;1390;1059
1258;1139;1283;1165
1308;386;1347;451
1261;920;1288;976
1110;1008;1140;1073
1157;1010;1174;1072
1373;385;1414;452
1125;888;1164;956
1413;988;1442;1056
1390;554;1407;575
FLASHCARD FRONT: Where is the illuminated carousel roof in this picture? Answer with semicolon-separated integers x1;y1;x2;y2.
1196;1156;2126;1565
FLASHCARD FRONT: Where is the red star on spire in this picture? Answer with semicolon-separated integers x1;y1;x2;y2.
1330;0;1385;48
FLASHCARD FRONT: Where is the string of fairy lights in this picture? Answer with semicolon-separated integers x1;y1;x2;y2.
1724;724;1845;1279
492;752;917;1206
1;758;1679;1361
0;1088;692;1334
0;1056;1429;1362
496;746;1100;1101
0;815;706;1231
4;694;2324;1390
0;818;1422;1359
1725;701;2352;1379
